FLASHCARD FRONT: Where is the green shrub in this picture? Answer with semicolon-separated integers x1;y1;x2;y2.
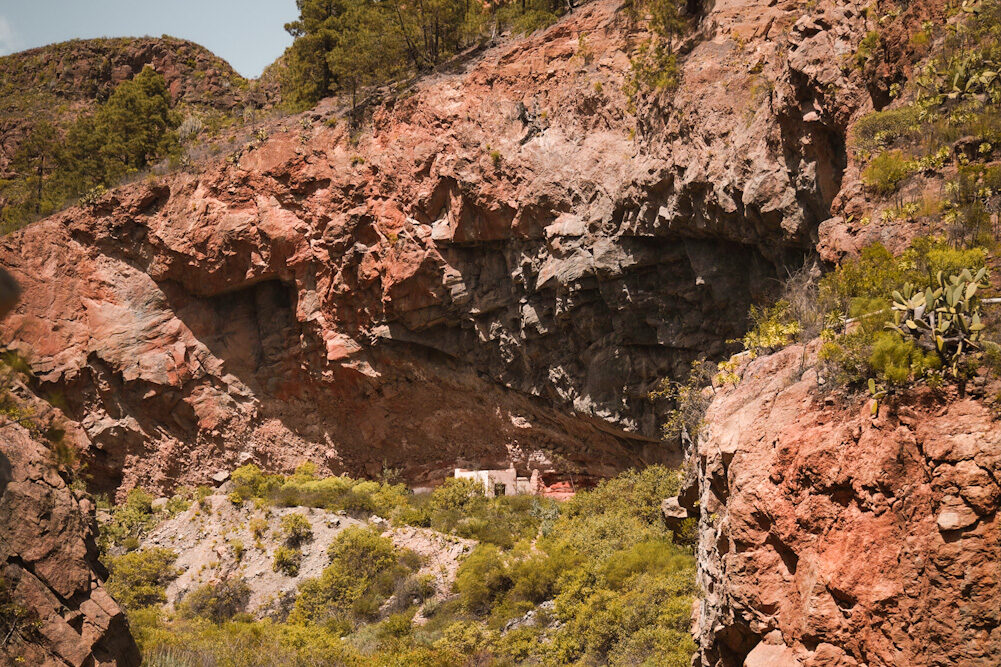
428;478;484;514
854;30;882;69
915;0;1001;108
106;548;180;610
273;546;302;577
861;150;913;194
868;332;939;385
651;359;716;442
99;487;157;556
179;578;252;623
816;238;992;391
280;513;313;546
623;40;680;111
231;464;282;499
509;8;559;34
432;620;495;658
292;527;416;627
326;526;398;572
131;614;365;665
739;301;802;356
852;105;921;154
455;545;512;615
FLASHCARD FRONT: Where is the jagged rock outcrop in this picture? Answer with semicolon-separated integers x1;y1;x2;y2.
684;344;1000;666
0;276;139;666
0;0;883;494
1;424;141;666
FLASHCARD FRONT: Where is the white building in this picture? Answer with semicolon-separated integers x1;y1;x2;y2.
454;467;539;498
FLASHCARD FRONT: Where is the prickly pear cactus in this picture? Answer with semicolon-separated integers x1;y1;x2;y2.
888;267;989;375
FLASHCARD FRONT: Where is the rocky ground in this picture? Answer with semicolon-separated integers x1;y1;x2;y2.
140;492;474;618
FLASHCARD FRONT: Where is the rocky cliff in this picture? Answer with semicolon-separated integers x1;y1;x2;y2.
1;421;141;666
2;0;995;663
0;0;892;494
0;274;140;666
683;343;1000;666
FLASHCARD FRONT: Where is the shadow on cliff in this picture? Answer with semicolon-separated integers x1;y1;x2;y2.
153;276;673;486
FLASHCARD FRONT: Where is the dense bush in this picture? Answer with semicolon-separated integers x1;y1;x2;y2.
106;548;180;610
447;466;696;663
272;545;302;577
651;359;717;442
179;578;252;623
233;462;411;517
131;612;365;666
851;105;921;155
914;0;1001;108
280;513;313;546
292;526;418;629
861;150;913;194
765;238;995;393
99;488;159;556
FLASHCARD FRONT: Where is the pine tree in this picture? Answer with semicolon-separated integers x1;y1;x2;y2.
326;0;406;120
93;66;180;177
283;0;347;111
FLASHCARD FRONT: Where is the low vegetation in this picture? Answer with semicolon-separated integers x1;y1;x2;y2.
651;2;1001;426
0;574;41;655
815;239;999;399
104;465;696;665
850;0;1001;220
622;0;690;110
105;548;181;611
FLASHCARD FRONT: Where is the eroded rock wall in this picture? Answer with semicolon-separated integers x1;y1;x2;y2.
0;270;137;665
685;344;1000;666
1;422;140;666
0;0;874;494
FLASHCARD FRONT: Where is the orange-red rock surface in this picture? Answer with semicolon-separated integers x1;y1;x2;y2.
686;344;1000;666
1;422;141;666
2;0;995;663
0;0;885;494
0;283;139;666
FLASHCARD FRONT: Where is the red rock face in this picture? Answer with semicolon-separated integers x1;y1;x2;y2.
686;344;1000;666
0;0;876;495
1;413;140;666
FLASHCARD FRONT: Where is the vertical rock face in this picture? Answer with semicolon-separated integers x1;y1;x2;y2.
0;406;140;665
0;0;872;494
686;344;1000;666
0;272;138;665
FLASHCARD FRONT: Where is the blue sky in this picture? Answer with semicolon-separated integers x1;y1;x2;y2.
0;0;299;78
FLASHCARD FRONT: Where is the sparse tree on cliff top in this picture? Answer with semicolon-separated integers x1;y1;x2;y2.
93;66;180;175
